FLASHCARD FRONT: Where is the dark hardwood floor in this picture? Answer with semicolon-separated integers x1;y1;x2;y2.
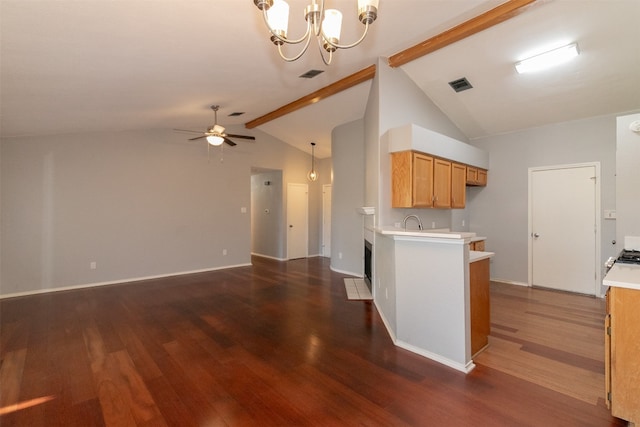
0;256;626;426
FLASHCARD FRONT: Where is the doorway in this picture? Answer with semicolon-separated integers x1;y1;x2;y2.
528;163;600;295
287;183;308;260
322;184;332;257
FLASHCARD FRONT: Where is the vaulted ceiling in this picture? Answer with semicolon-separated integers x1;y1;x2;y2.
2;1;639;159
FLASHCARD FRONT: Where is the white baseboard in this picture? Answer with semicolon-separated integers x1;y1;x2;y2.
491;278;529;287
373;300;474;374
0;263;252;300
394;340;476;374
251;252;287;261
330;266;362;277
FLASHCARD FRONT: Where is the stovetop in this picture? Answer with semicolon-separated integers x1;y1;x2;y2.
617;250;640;265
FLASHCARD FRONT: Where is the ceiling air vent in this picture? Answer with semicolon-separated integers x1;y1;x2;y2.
448;77;473;93
299;69;324;79
228;112;245;117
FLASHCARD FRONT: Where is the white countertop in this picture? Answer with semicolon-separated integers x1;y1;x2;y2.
469;251;494;263
603;263;640;291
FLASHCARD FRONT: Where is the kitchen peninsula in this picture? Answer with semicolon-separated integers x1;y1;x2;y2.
373;227;494;373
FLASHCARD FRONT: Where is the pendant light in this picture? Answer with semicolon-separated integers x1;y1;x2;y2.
307;142;318;182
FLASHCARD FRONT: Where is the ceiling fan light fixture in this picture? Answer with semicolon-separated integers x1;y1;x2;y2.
253;0;378;65
207;135;224;146
515;43;579;74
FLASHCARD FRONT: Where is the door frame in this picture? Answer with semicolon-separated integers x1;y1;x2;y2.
527;162;601;295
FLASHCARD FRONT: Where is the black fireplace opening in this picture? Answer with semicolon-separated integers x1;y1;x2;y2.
364;239;372;292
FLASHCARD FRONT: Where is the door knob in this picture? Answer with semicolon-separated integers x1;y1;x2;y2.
533;233;540;238
289;225;293;228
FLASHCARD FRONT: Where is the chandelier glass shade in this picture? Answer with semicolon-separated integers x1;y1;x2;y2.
253;0;379;65
307;142;318;181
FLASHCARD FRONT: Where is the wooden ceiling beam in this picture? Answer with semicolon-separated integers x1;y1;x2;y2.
245;65;376;129
388;0;538;68
246;0;537;128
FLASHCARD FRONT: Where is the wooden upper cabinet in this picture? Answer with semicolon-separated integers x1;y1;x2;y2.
477;169;488;186
392;150;486;209
466;166;488;186
451;162;466;209
412;153;434;207
433;159;451;208
391;151;433;208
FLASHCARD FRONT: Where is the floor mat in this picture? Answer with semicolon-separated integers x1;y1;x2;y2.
344;278;373;300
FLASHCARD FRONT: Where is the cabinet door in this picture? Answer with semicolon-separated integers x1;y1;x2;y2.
413;153;434;207
470;258;490;356
609;287;640;424
433;159;451;208
451;162;466;208
391;151;413;208
466;166;478;185
477;169;488;186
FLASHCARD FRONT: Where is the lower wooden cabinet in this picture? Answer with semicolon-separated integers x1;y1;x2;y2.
470;258;490;357
606;286;640;425
470;240;485;251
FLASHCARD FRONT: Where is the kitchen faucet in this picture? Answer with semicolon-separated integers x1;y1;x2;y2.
403;214;423;231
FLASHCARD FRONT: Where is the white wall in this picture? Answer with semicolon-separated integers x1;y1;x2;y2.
330;119;365;276
1;127;324;296
375;60;470;229
616;112;640;245
469;114;620;285
251;170;284;259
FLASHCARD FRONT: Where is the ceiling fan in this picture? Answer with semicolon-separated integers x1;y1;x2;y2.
175;105;255;147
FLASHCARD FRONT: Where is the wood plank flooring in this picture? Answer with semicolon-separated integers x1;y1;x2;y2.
0;256;627;426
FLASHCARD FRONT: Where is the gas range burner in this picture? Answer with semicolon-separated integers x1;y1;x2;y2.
617;250;640;265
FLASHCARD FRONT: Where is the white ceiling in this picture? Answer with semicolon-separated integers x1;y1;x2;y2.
2;1;639;159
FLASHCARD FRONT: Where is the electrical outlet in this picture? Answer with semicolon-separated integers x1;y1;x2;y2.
339;252;343;259
462;220;465;227
222;249;227;256
90;261;97;270
432;221;436;228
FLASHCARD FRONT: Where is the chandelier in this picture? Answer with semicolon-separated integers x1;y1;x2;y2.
252;0;379;65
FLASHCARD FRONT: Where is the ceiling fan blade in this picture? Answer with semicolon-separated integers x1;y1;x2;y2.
188;135;207;141
173;128;203;134
226;133;255;141
223;137;237;147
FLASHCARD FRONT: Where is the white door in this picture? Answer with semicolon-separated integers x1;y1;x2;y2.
529;164;599;295
287;183;308;260
322;184;332;257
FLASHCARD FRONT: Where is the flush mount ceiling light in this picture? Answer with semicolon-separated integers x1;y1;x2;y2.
307;142;318;181
515;43;579;74
253;0;379;65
